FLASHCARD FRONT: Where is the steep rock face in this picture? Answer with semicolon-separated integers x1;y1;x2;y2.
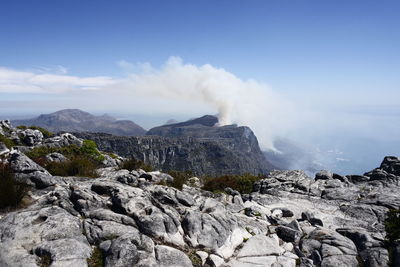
74;115;274;176
75;128;272;176
13;109;146;136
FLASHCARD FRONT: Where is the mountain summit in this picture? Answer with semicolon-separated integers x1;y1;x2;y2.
12;109;146;136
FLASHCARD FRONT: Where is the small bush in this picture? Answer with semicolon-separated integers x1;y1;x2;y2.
38;253;52;267
0;163;29;210
187;250;202;267
26;144;81;159
202;173;264;194
45;156;98;178
0;134;16;149
106;152;118;159
30;126;54;138
87;246;104;267
385;209;400;243
27;140;105;163
81;140;105;162
120;158;153;172
17;125;54;138
167;170;193;190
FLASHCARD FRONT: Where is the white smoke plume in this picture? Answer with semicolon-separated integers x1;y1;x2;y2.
117;57;298;150
0;57;300;150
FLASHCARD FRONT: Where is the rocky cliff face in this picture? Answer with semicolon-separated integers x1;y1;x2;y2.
73;115;275;176
13;109;146;136
74;129;272;176
1;120;399;267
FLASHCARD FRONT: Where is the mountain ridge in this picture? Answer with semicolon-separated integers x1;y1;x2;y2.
12;109;146;136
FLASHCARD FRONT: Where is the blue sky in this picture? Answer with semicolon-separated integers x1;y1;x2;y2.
1;0;399;97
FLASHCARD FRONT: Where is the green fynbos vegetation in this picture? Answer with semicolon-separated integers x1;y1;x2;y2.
26;144;81;159
0;134;16;149
16;125;54;138
26;140;104;163
25;140;105;178
87;246;104;267
80;140;105;162
167;170;193;190
45;156;98;177
385;209;400;243
384;209;400;267
186;250;202;267
119;157;153;172
0;163;29;210
202;173;264;194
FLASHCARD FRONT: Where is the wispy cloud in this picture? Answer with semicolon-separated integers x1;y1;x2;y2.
0;67;117;93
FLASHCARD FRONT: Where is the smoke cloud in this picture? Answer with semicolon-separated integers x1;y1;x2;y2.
0;57;301;150
117;57;297;150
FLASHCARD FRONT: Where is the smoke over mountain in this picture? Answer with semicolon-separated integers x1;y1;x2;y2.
118;57;297;150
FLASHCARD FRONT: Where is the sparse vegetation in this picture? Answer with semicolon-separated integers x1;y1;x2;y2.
80;140;105;162
385;209;400;243
38;253;52;267
17;125;55;138
45;156;98;177
87;246;104;267
187;250;202;267
119;157;153;172
202;173;264;194
25;144;81;159
0;134;16;149
106;152;118;159
167;170;193;190
0;163;29;210
30;126;54;138
25;140;106;178
245;226;256;236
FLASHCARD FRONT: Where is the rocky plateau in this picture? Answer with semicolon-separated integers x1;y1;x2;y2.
0;119;399;267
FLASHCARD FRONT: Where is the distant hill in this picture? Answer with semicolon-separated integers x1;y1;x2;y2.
12;109;146;136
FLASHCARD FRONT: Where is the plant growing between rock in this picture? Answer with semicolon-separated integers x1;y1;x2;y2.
0;134;16;149
202;173;264;194
167;170;193;190
0;163;29;210
87;246;104;267
45;156;99;178
119;157;153;172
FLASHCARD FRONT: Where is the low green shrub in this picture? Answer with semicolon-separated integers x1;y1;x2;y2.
26;144;81;159
26;141;105;178
26;140;104;163
45;156;98;178
384;209;400;267
385;209;400;243
0;134;16;149
38;253;52;267
30;126;54;138
167;170;193;190
87;246;104;267
80;140;105;162
120;157;153;172
106;152;118;159
202;173;264;194
0;163;29;210
16;125;54;138
186;250;202;267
